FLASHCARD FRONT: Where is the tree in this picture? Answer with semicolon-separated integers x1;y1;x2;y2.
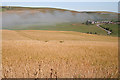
95;32;97;34
110;30;112;32
86;20;89;25
90;32;92;34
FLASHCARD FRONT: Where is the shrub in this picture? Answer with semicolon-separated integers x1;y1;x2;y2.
45;40;48;42
95;32;97;34
89;32;92;34
86;32;89;34
110;30;112;32
60;40;64;43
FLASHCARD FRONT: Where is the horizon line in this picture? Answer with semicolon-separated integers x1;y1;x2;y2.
1;5;118;13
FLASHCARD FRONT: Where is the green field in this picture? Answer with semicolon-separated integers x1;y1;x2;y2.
5;23;108;36
3;22;119;37
101;24;118;37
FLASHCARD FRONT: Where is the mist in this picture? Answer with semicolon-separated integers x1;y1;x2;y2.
2;10;118;29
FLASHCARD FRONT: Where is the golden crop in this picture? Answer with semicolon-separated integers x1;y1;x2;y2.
2;30;118;78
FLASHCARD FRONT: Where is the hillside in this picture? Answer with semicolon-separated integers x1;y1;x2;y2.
2;6;118;14
2;6;118;36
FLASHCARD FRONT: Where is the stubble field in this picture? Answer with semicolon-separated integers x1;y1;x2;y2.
2;30;118;78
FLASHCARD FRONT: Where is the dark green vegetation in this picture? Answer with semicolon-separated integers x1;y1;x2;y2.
100;24;118;37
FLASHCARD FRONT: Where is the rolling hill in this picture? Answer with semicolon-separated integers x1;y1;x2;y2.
1;6;118;36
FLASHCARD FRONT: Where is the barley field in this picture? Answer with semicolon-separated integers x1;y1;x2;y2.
2;30;118;78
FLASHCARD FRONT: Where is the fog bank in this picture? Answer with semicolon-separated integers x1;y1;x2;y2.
2;10;118;29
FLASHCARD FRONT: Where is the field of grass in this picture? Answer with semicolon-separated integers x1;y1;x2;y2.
101;24;118;37
2;30;118;78
6;23;108;36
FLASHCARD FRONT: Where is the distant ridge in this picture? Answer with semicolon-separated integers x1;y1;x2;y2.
1;6;118;14
2;6;118;31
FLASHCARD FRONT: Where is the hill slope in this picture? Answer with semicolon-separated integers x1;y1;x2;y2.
2;6;118;36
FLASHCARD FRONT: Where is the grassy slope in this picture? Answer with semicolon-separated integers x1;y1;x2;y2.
101;24;118;37
2;6;118;14
7;23;107;36
2;6;79;13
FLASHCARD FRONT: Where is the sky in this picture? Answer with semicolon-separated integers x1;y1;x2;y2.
1;0;120;2
2;2;119;13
